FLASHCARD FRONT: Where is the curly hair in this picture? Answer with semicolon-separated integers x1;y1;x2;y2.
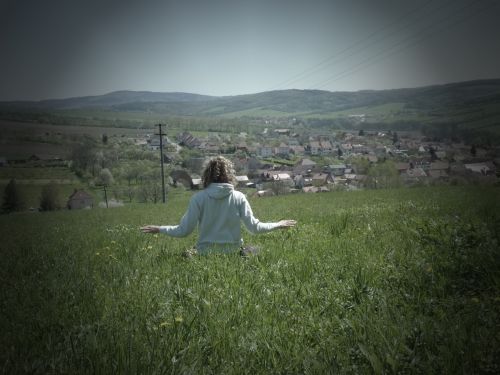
202;156;236;188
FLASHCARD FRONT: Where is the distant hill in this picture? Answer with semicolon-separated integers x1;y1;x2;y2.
1;79;499;144
1;79;499;119
0;91;216;110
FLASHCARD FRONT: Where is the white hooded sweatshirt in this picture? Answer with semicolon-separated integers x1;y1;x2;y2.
159;183;280;253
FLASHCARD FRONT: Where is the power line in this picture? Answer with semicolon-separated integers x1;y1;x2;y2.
312;0;498;91
267;0;454;91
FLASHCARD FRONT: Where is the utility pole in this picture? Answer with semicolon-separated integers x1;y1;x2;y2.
102;184;108;208
156;124;166;203
93;184;108;207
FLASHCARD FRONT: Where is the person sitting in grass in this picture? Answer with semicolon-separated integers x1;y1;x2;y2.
140;156;296;256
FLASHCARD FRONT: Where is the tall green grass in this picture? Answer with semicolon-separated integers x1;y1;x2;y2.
1;186;499;374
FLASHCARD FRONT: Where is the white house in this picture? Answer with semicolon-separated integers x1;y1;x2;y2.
272;173;292;181
464;162;495;175
320;140;333;155
309;141;321;155
235;175;250;188
330;164;347;176
257;145;274;157
277;143;289;156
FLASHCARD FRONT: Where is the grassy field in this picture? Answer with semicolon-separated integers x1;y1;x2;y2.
1;186;499;374
0;167;77;181
215;102;412;120
0;119;155;137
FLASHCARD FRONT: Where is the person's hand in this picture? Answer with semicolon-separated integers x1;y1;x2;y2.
277;220;297;229
140;225;160;233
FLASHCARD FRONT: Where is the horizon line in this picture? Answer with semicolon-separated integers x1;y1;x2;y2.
1;77;499;103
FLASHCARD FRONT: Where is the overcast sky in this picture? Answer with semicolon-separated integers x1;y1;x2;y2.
0;0;499;100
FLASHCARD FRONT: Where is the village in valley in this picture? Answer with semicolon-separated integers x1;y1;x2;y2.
2;78;500;212
1;113;499;211
145;123;499;197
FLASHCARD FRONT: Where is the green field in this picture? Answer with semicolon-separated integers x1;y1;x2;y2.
1;186;499;374
0;119;155;137
0;167;77;181
219;107;295;118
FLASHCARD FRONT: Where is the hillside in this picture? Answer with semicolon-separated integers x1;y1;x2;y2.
1;186;499;373
0;91;216;110
1;79;499;119
1;79;499;143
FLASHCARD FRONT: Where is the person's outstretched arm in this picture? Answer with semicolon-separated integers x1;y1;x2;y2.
141;197;200;237
239;196;296;234
275;219;297;228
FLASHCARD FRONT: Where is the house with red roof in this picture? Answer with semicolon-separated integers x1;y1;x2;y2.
67;189;94;210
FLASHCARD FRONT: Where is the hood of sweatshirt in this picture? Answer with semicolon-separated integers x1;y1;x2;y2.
206;183;234;199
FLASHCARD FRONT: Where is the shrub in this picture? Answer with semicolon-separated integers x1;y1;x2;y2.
1;179;24;213
39;183;61;211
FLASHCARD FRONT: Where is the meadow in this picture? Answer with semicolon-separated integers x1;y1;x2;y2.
1;186;499;374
